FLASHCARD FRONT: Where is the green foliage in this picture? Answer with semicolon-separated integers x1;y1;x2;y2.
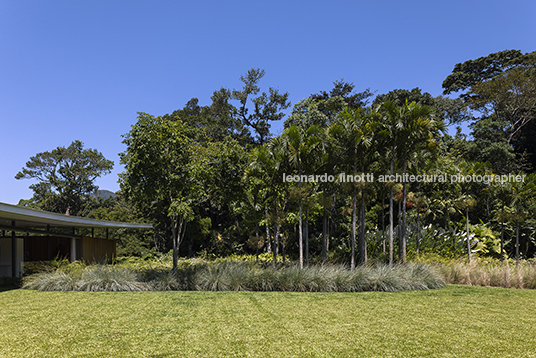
443;49;536;171
83;193;153;256
471;222;501;257
442;49;528;96
232;68;291;145
310;79;373;110
15;140;113;216
120;113;200;269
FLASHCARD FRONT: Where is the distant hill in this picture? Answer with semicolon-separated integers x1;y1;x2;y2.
93;190;117;200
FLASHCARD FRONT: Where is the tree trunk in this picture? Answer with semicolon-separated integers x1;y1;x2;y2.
171;215;178;274
322;199;328;265
172;215;184;274
416;199;420;257
389;148;395;267
382;195;386;256
351;186;356;270
299;198;303;269
398;197;402;261
401;157;407;264
466;200;471;262
328;190;336;253
265;206;271;254
255;220;259;262
281;233;286;264
305;207;309;266
273;196;278;268
516;219;520;266
500;223;504;262
298;164;303;269
358;188;366;265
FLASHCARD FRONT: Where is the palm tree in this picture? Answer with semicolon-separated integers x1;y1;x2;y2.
379;100;444;264
500;173;536;264
400;101;445;263
453;161;487;261
247;141;287;267
378;100;402;266
280;124;323;268
319;129;342;264
330;107;380;268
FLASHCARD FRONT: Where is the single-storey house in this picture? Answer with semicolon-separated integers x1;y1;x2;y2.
0;202;152;278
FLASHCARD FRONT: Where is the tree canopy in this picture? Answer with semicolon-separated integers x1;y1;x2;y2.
16;59;536;266
15;140;113;216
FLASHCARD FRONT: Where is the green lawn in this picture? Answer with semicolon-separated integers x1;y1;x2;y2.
1;285;535;357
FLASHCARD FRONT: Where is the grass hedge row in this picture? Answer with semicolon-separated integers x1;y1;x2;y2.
23;260;445;292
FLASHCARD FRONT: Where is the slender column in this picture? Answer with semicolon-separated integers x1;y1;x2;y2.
70;227;76;262
46;225;51;261
11;221;16;277
70;237;77;262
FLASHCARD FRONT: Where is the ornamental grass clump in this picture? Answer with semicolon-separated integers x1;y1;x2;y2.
23;271;78;291
23;265;151;292
193;261;251;291
435;259;536;289
367;264;410;292
146;270;185;291
23;259;445;292
77;266;150;292
188;261;444;292
405;263;446;290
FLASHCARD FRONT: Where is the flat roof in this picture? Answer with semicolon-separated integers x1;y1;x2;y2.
0;202;152;229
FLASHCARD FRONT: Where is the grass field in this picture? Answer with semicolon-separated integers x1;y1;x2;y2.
1;285;535;357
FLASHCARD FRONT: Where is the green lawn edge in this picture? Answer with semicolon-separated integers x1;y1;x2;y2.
1;285;535;357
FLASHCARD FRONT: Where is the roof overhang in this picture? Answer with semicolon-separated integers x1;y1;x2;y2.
0;202;152;230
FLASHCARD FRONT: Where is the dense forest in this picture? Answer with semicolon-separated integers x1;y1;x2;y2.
17;49;536;268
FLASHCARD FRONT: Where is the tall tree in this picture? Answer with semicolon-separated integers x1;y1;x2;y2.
16;140;113;216
398;101;445;264
378;101;400;266
163;89;252;145
120;114;196;272
495;173;536;263
443;49;536;171
330;107;380;268
247;141;289;267
378;99;444;264
232;68;291;145
311;79;373;111
280;124;323;268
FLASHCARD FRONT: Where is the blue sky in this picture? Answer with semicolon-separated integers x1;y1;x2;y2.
1;0;535;205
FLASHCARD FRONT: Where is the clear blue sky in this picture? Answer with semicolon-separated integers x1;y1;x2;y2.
1;0;535;205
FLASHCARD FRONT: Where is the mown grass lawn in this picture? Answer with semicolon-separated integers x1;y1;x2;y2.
1;285;535;357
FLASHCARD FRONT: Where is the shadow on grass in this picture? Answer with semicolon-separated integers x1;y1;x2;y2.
0;284;19;292
0;278;22;292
